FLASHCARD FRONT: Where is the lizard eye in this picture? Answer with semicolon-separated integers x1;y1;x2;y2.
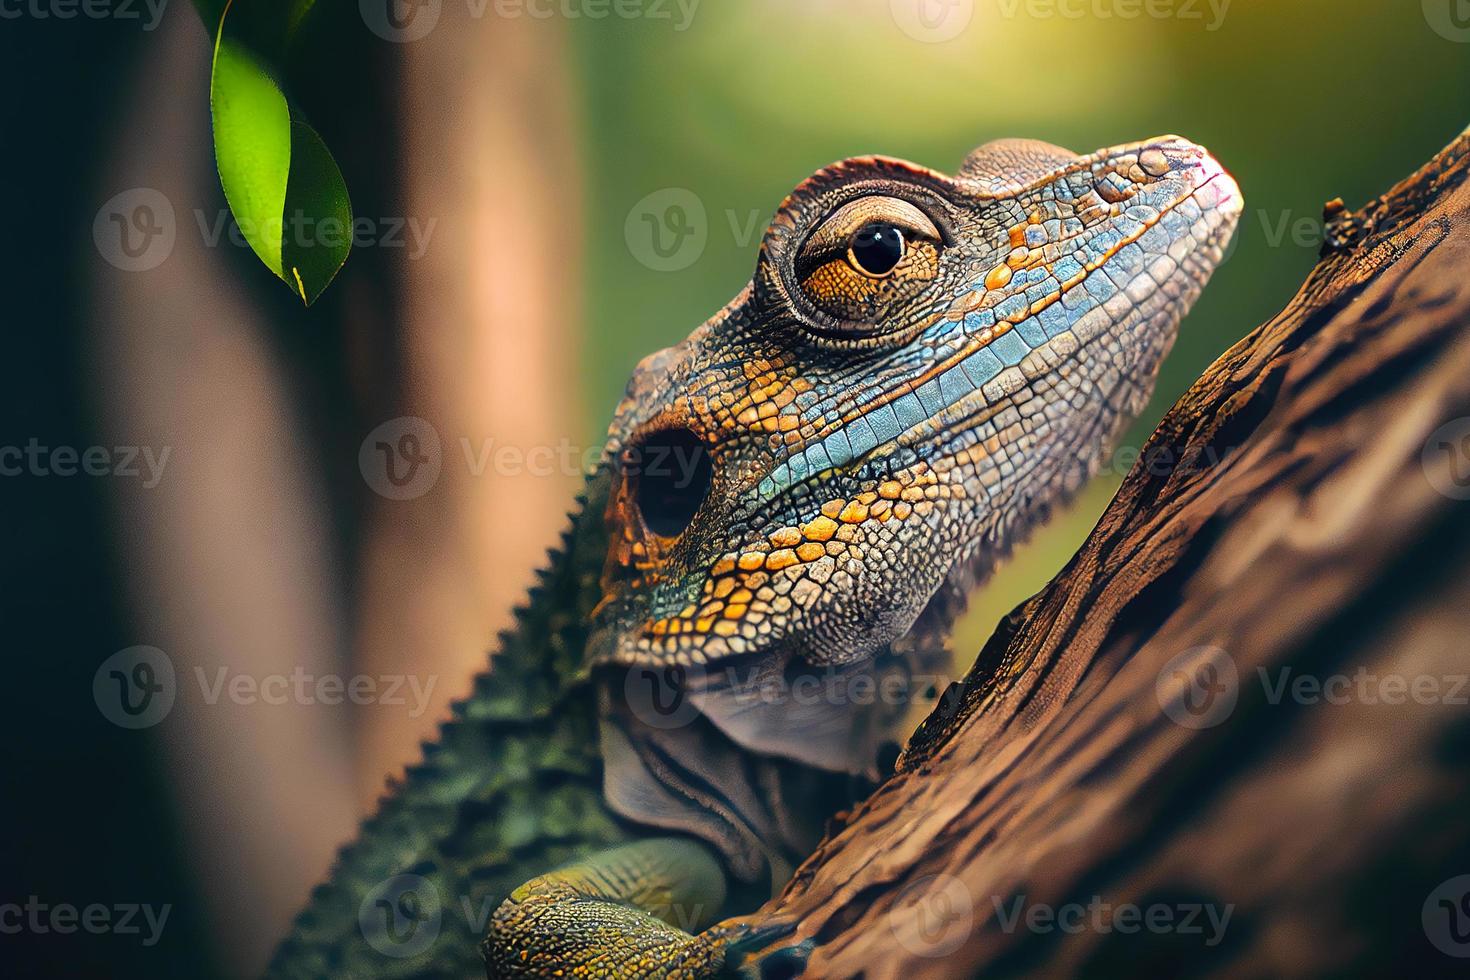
848;223;906;276
795;195;942;329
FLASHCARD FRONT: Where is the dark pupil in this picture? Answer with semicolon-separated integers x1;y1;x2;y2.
850;223;905;275
628;427;713;538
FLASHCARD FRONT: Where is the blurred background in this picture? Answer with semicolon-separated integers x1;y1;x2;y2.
4;0;1468;975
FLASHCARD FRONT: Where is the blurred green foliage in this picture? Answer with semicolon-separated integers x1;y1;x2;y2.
569;0;1470;657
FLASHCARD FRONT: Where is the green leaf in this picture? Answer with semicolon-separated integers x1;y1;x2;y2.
210;38;291;277
282;119;352;304
204;0;350;305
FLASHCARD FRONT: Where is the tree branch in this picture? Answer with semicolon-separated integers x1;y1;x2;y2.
740;125;1470;978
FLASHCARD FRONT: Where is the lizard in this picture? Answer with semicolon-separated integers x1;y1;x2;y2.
269;133;1242;979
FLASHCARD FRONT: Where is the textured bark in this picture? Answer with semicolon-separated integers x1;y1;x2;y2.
740;127;1470;978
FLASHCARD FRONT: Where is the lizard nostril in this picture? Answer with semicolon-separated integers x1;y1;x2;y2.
624;426;713;538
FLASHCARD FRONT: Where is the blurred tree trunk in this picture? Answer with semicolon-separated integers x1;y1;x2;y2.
91;6;584;973
90;13;358;973
352;5;585;807
739;126;1470;978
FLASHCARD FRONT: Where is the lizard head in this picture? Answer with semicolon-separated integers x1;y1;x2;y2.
589;136;1241;672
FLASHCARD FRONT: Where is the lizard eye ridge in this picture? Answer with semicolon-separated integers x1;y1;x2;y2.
624;427;713;538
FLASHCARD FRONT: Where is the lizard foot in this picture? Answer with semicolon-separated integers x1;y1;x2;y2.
483;837;738;979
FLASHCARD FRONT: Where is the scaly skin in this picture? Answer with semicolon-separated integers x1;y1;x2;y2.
269;478;627;979
271;135;1242;979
